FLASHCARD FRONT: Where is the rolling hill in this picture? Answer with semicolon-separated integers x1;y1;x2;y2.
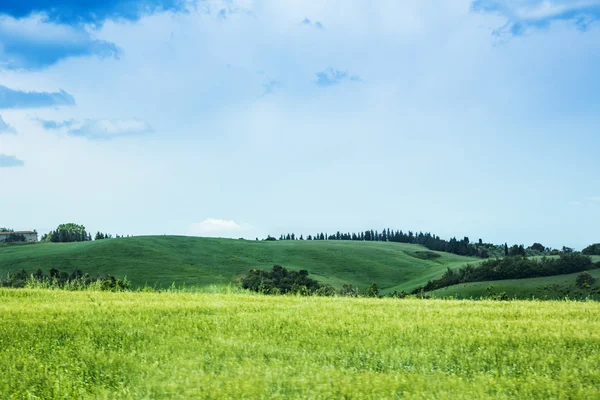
430;257;600;300
0;236;479;292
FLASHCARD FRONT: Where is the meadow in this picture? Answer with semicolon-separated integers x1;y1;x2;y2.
0;236;478;293
1;289;599;399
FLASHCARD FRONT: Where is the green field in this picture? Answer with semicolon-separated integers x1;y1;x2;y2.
0;236;478;293
1;289;599;399
431;262;600;300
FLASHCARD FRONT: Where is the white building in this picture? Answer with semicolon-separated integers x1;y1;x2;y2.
0;231;38;243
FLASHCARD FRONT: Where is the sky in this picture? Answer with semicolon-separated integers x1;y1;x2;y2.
0;0;599;249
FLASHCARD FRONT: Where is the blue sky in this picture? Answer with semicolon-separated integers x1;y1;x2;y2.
0;0;599;249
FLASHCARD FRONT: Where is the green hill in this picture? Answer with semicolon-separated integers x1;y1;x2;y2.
430;258;600;300
0;236;478;292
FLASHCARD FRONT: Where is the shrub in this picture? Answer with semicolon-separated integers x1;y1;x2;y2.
575;272;596;289
241;266;321;295
1;268;130;291
364;283;380;298
340;284;359;297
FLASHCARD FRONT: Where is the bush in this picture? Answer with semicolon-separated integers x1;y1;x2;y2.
575;272;596;289
339;284;359;297
241;266;321;295
364;283;380;298
1;268;130;291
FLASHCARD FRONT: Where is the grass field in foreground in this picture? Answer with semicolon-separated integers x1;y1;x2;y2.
1;290;599;399
0;236;478;292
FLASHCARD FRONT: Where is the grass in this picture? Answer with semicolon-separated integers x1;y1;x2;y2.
1;289;599;399
0;236;478;292
431;262;600;300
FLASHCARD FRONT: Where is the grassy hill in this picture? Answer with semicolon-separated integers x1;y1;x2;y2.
0;236;479;292
431;257;600;300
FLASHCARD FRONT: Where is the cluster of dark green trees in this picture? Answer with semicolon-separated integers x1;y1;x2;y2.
41;223;92;242
241;266;334;295
274;229;540;258
38;223;124;243
241;266;382;297
1;268;130;291
276;229;490;257
415;253;597;293
94;232;114;240
583;244;600;256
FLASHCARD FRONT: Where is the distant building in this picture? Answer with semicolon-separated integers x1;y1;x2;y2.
0;231;38;243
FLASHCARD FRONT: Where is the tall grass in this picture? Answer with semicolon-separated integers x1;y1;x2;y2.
1;289;599;399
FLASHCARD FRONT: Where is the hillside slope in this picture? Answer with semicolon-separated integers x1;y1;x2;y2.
0;236;478;291
430;258;600;300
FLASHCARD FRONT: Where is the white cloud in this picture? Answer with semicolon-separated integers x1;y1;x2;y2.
188;218;244;237
68;119;153;139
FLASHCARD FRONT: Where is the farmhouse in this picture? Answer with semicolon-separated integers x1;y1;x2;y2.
0;231;38;243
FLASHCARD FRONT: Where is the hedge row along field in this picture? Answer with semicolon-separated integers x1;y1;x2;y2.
1;289;599;399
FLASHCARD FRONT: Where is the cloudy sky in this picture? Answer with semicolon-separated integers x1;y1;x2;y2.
0;0;599;249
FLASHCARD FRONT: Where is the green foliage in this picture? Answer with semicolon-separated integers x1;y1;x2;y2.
364;283;380;298
575;271;596;289
339;283;359;297
94;232;113;240
46;223;90;243
2;291;600;398
431;267;600;300
583;243;600;256
530;243;546;253
241;266;321;295
1;268;130;291
0;227;14;232
508;245;527;257
421;254;595;293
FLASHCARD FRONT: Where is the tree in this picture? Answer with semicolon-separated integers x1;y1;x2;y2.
241;266;321;295
364;283;379;298
575;271;596;288
340;284;358;297
583;244;600;256
47;223;88;243
508;245;526;257
530;243;546;253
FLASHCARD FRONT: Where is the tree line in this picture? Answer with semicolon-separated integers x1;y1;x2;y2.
415;253;597;293
1;268;130;291
39;223;127;243
272;229;559;259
